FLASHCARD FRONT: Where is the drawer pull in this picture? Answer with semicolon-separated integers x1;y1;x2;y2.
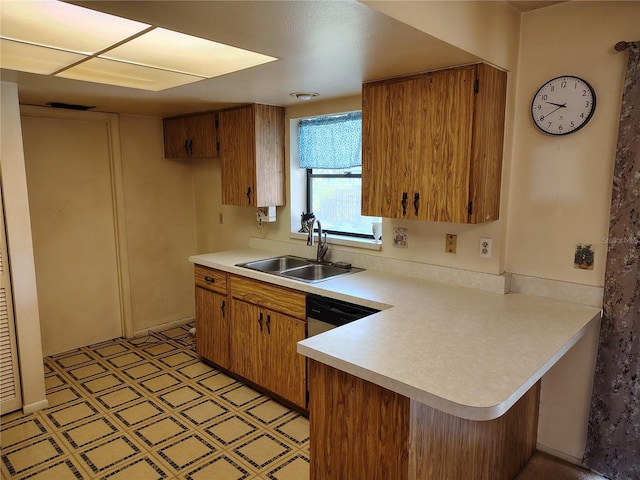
204;276;216;284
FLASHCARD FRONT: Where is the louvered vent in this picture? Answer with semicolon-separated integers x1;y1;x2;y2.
0;287;18;403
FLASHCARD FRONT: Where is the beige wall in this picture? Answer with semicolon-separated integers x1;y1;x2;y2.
118;115;197;334
508;1;640;462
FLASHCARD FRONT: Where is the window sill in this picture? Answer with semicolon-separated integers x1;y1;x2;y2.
289;231;382;251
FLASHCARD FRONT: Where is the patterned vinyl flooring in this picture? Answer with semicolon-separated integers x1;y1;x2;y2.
0;324;310;480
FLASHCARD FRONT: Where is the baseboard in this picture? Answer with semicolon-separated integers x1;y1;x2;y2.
22;398;49;414
131;316;195;339
536;443;585;467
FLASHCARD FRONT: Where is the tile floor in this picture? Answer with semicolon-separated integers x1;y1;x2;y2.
0;324;310;480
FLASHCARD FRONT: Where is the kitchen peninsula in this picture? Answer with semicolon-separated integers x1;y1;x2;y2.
190;248;601;480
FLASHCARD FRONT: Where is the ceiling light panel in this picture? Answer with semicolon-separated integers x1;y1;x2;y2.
100;28;278;78
57;57;205;91
0;0;150;54
0;38;85;75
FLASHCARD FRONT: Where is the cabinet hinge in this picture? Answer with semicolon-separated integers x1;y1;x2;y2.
474;78;479;93
468;201;473;215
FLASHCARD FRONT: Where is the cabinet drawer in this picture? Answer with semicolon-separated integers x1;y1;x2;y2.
230;275;306;319
195;265;228;294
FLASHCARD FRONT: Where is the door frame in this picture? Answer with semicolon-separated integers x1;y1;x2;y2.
20;105;134;339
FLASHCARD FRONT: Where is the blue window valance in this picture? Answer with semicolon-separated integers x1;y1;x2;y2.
298;112;361;169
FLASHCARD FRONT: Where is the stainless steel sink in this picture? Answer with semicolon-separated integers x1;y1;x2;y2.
236;255;362;283
238;256;311;273
280;264;357;283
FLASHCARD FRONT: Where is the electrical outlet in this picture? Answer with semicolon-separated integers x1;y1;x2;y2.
480;237;492;258
446;234;457;254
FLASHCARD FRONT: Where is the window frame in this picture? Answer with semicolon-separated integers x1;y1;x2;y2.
306;167;374;240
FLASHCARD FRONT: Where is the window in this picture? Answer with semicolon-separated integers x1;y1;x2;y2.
299;112;380;238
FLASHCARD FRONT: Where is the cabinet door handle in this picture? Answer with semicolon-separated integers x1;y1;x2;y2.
401;192;408;215
258;312;263;331
183;140;189;155
188;139;193;155
204;276;216;284
246;187;252;204
413;192;420;216
266;314;271;334
220;300;226;318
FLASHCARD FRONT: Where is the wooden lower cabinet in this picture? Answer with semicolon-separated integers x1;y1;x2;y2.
193;271;307;409
230;298;307;408
308;360;540;480
195;287;230;369
194;266;230;369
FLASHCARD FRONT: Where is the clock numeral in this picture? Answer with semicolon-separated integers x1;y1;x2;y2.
582;89;588;96
570;121;575;128
558;124;563;131
540;115;545;121
561;81;567;88
585;101;590;107
547;122;552;129
541;94;548;101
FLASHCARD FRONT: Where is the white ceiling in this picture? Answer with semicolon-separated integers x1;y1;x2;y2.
1;0;491;117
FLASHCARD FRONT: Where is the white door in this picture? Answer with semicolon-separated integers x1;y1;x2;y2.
21;111;123;356
0;183;22;414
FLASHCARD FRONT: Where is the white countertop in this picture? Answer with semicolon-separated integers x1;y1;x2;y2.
190;248;601;421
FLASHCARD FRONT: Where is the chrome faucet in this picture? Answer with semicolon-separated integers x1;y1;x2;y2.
306;216;316;246
305;215;328;261
316;220;328;262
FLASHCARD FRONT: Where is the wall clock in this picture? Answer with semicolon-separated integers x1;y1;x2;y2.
531;75;596;135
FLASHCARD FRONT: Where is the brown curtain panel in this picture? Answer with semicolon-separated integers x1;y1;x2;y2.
583;41;640;479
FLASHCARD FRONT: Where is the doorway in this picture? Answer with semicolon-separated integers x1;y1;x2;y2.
21;107;131;356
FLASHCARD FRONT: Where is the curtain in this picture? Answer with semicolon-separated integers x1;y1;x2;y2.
583;42;640;479
299;112;361;169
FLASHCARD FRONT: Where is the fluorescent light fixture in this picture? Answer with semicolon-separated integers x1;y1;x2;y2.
0;38;85;75
0;0;278;91
101;28;277;78
58;57;205;91
0;0;150;54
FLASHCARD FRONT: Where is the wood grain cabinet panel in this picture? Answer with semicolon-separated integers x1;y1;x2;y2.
230;298;307;408
229;275;307;408
218;104;285;207
163;112;218;159
362;63;507;223
308;360;540;480
194;266;230;369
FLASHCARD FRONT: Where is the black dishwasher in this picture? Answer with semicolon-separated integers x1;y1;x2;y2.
306;294;379;337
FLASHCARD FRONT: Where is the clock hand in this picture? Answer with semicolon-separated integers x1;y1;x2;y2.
544;106;563;117
545;101;567;108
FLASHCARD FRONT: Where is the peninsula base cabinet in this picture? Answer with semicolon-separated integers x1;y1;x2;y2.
308;360;540;480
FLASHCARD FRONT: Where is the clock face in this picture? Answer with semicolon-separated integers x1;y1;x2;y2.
531;76;596;135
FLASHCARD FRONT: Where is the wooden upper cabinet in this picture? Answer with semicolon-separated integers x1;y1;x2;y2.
218;104;285;207
163;112;219;159
362;63;507;223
